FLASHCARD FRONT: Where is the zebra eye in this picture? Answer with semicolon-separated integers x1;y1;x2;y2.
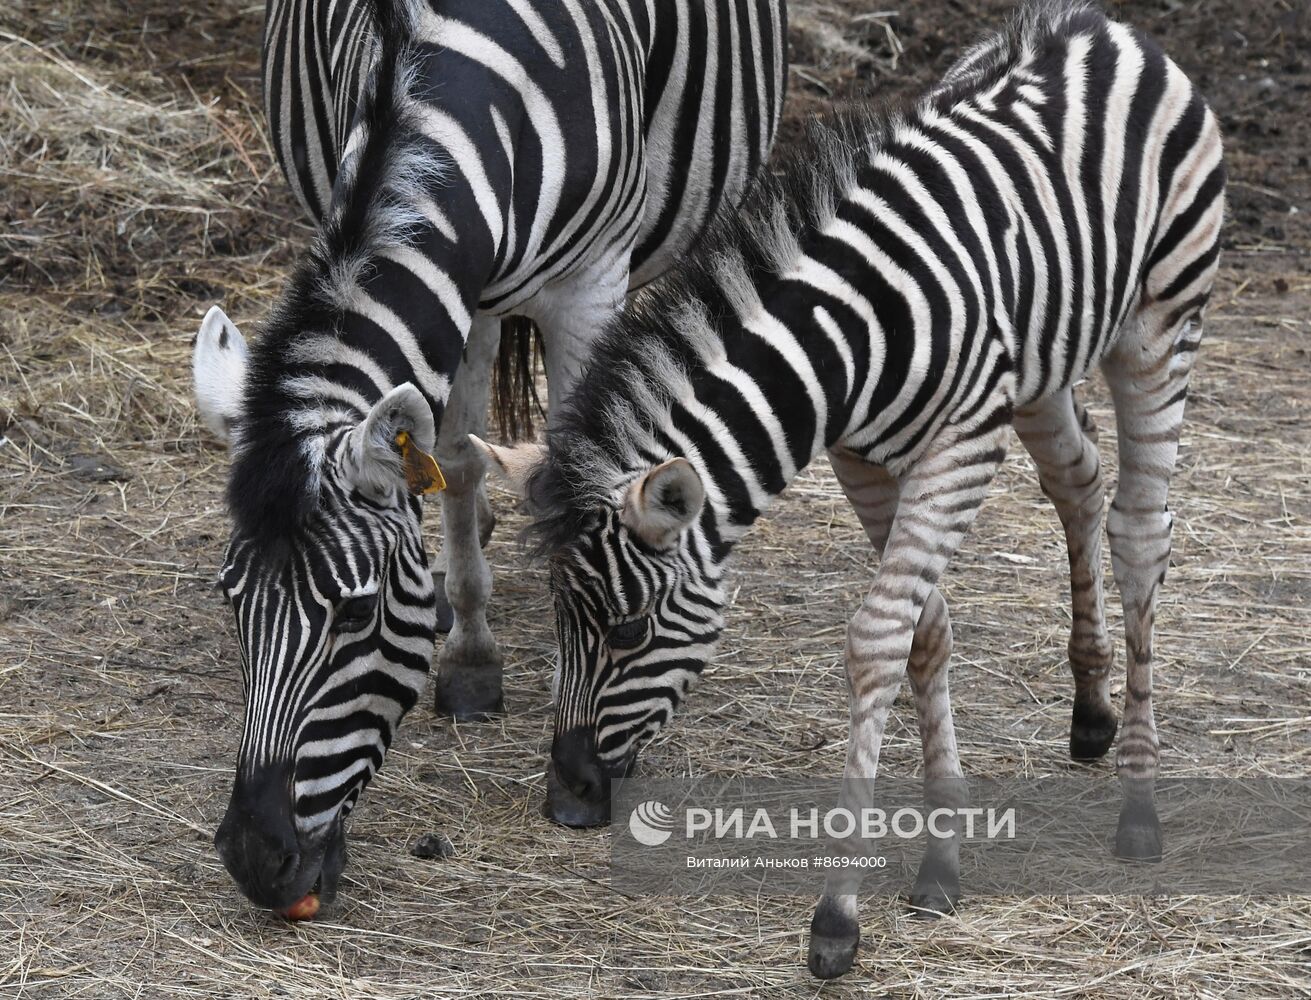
333;594;379;634
607;617;649;650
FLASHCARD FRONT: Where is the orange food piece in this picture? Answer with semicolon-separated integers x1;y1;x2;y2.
279;893;320;921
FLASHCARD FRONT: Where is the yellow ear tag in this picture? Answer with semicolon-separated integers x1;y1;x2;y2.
395;430;446;495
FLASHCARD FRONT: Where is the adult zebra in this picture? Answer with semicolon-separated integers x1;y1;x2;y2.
193;0;786;914
480;0;1224;978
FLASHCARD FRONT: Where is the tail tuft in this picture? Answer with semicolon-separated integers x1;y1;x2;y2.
491;316;545;441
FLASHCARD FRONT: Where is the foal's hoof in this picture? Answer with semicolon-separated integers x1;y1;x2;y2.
1114;800;1163;862
807;901;859;979
909;862;960;919
432;573;455;634
1069;701;1118;761
434;666;504;721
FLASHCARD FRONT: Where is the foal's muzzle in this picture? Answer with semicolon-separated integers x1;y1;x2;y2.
546;728;634;828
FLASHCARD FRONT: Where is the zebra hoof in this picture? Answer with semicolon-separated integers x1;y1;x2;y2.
431;573;455;634
1069;701;1118;761
909;860;960;918
1114;800;1163;862
434;667;504;721
807;900;859;979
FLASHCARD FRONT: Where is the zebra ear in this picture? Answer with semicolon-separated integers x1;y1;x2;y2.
622;458;705;549
193;305;248;446
470;435;545;498
345;384;443;501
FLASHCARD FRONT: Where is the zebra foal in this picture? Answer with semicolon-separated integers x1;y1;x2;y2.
191;0;785;914
480;0;1224;978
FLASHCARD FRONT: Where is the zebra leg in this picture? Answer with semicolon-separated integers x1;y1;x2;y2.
432;451;495;635
433;315;505;720
432;506;496;635
810;428;1007;979
828;451;965;918
1101;305;1204;861
903;590;966;916
431;512;497;634
1013;391;1117;760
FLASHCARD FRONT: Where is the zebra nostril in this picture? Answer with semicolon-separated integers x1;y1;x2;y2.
567;766;601;803
556;753;605;804
272;849;300;885
551;727;608;804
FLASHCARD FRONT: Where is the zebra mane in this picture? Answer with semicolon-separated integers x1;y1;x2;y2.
523;108;876;553
228;0;444;542
526;0;1102;554
928;0;1099;104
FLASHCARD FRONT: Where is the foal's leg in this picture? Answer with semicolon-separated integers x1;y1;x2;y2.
828;450;965;917
1101;302;1204;860
810;425;1008;979
433;315;505;719
1013;390;1117;760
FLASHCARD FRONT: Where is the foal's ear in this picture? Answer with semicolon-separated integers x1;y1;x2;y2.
345;384;444;501
470;436;546;498
193;305;248;445
621;458;704;549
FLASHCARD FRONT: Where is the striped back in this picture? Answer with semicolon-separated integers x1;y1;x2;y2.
260;0;787;287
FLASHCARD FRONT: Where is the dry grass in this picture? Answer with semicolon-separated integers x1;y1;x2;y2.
2;1;1310;997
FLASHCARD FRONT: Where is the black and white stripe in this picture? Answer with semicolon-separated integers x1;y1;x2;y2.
263;0;378;221
198;0;787;909
220;481;433;831
262;0;788;283
507;0;1224;976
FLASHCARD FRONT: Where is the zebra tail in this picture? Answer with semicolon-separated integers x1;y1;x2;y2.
491;316;545;442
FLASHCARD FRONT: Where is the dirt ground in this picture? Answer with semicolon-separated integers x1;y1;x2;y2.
1;0;1308;997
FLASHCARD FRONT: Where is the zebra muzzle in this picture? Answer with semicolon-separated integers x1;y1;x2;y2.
214;767;349;913
545;728;634;828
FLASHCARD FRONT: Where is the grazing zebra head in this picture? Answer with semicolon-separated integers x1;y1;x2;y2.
475;440;725;826
194;306;439;912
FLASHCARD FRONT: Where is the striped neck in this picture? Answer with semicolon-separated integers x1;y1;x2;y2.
534;118;880;562
680;273;866;542
232;18;501;541
242;207;490;436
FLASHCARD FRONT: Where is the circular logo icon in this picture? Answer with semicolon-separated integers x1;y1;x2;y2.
628;800;674;847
